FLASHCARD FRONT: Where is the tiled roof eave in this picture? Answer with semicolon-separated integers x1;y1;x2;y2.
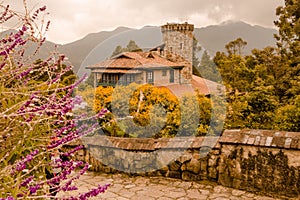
88;65;184;70
139;65;184;70
89;66;134;70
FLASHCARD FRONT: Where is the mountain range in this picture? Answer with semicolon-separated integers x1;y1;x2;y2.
1;21;278;75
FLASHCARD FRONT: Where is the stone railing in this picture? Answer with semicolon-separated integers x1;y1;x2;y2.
66;129;300;198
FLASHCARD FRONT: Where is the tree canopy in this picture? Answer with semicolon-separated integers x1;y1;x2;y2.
111;40;142;57
213;0;300;131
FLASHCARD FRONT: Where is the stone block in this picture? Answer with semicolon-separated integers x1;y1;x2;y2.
259;136;266;146
254;136;261;145
242;135;249;144
168;161;181;171
208;167;218;179
218;172;233;188
159;165;169;172
272;137;285;147
284;138;292;148
168;171;181;179
232;178;242;189
265;137;273;146
210;149;220;155
186;158;201;174
181;163;187;171
192;152;200;159
208;155;217;166
103;166;112;173
290;139;298;149
177;153;192;163
247;137;255;145
182;171;201;181
200;160;207;171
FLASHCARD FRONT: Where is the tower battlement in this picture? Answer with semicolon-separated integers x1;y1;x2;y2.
161;22;194;38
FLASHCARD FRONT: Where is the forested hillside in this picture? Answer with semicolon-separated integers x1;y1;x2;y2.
212;0;300;131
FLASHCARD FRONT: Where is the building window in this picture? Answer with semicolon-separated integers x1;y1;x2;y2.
147;71;153;83
119;74;135;85
162;69;167;76
128;74;135;83
169;69;174;83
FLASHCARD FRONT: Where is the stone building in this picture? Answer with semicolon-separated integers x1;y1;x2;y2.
87;22;220;96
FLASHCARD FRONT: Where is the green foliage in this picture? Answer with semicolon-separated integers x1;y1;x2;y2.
275;95;300;131
32;59;76;85
192;38;203;77
111;45;123;57
214;1;300;131
224;93;249;129
196;94;213;136
126;40;142;52
192;38;202;69
93;84;216;138
214;51;253;92
84;73;95;87
197;50;221;82
111;40;142;57
225;37;247;55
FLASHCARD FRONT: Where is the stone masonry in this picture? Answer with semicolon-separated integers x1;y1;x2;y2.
161;22;194;84
66;129;300;199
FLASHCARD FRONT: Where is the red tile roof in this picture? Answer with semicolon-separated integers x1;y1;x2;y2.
191;75;225;96
159;76;225;97
86;51;184;69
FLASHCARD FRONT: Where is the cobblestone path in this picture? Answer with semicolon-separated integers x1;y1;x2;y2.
58;172;288;200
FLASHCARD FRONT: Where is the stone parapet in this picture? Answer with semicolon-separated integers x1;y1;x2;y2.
220;129;300;149
65;129;300;198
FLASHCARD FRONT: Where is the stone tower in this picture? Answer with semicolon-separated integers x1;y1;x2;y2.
161;22;194;84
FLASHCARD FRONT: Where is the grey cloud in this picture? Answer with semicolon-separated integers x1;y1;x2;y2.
119;0;284;26
2;0;284;43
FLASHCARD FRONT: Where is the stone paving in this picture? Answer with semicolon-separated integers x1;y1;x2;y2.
58;172;287;200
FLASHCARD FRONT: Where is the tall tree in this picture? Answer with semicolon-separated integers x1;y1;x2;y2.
225;38;247;55
272;0;300;131
214;48;252;92
274;0;300;99
126;40;142;52
216;1;300;131
198;50;220;82
111;45;123;57
192;38;202;76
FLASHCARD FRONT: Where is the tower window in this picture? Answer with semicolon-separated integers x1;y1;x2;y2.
162;69;167;76
180;43;183;49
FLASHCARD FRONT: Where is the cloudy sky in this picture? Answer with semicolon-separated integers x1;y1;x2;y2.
5;0;284;44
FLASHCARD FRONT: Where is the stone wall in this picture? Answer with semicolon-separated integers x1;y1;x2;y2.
218;129;300;198
66;129;300;198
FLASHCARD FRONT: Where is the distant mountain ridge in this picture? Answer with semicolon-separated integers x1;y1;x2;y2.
1;21;278;74
194;21;277;55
